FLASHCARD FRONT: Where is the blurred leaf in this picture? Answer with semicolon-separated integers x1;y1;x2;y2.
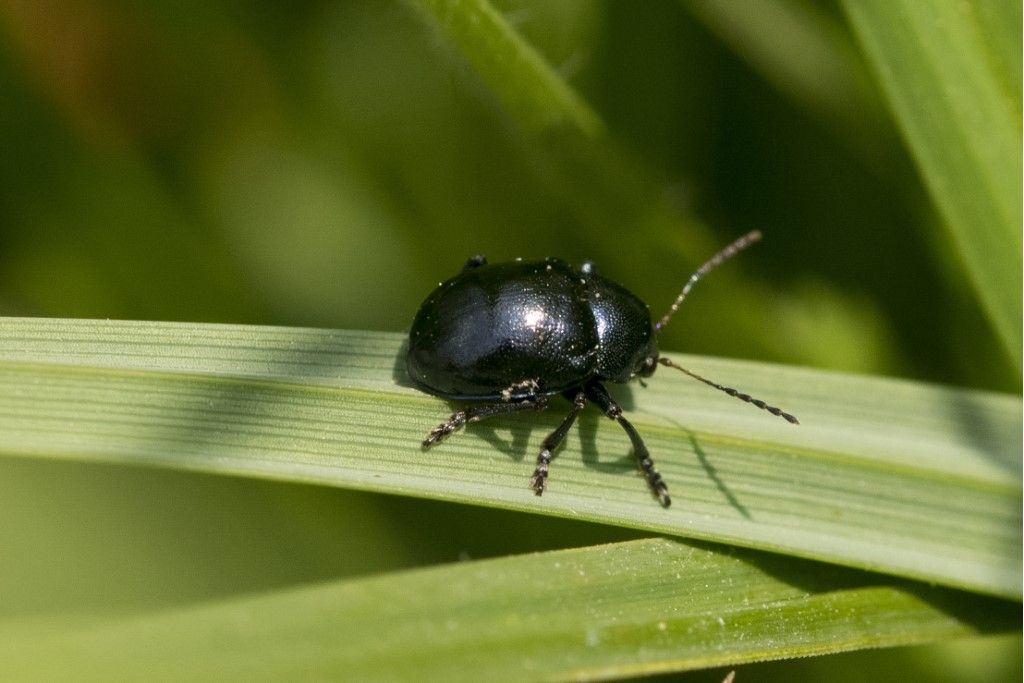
0;318;1019;598
841;0;1023;370
741;633;1021;682
680;0;893;165
0;537;1015;681
405;0;603;136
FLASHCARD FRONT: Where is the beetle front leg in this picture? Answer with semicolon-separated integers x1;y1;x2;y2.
585;381;671;508
422;396;548;447
530;391;586;496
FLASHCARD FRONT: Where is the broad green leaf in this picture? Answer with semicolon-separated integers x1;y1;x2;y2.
405;0;603;137
0;538;1014;681
841;0;1023;369
0;318;1019;598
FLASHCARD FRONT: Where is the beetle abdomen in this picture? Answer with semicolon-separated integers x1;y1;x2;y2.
407;260;599;400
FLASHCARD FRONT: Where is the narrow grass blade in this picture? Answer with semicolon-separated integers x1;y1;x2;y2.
842;0;1023;368
0;318;1019;597
405;0;603;136
1;538;1015;681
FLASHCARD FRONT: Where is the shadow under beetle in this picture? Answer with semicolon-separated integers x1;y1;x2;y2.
406;231;798;507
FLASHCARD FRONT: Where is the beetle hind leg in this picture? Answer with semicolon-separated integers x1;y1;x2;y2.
586;381;671;508
422;396;548;447
530;391;587;496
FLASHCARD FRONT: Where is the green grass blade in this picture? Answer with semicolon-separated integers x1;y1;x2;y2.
404;0;603;136
1;538;1014;681
0;318;1019;597
680;0;892;161
841;0;1023;368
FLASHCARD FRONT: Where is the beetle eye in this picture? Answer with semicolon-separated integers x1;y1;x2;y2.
640;355;658;377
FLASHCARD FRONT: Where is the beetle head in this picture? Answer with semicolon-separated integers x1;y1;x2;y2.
639;353;658;378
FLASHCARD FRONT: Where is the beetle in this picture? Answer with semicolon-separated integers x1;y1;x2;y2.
406;230;798;507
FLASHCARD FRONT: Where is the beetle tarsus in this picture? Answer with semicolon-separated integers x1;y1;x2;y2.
528;391;586;498
586;381;672;508
423;410;467;446
652;480;671;508
500;378;541;402
530;450;550;495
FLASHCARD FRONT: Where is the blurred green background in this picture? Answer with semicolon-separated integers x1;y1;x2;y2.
0;1;1018;679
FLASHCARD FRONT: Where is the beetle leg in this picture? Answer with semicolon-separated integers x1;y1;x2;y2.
530;391;587;497
585;381;671;508
422;396;548;447
500;378;541;402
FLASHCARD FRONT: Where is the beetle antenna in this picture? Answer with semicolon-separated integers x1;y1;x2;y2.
658;357;799;424
655;230;762;332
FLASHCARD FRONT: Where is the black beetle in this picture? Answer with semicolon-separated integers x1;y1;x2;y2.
406;231;797;507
